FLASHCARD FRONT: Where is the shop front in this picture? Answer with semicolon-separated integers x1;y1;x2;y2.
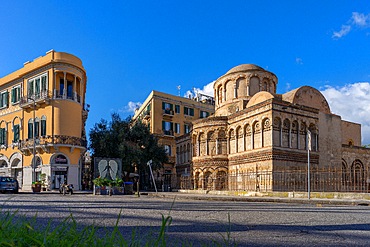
51;154;69;189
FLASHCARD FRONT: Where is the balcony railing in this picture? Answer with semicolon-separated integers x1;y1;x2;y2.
19;91;52;108
54;90;81;103
19;135;87;152
163;109;174;116
163;130;174;136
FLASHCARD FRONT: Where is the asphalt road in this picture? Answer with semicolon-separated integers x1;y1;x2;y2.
1;193;370;246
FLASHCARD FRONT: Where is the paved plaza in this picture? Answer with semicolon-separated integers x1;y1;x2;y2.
1;193;370;246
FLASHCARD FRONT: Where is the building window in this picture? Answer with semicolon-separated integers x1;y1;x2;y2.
184;124;190;134
162;102;173;115
13;124;19;142
0;128;6;145
175;123;180;134
28;73;48;98
34;118;40;137
0;91;9;109
59;79;64;96
67;81;73;99
175;105;180;114
28;119;34;139
184;106;194;116
164;145;171;156
200;111;209;118
41;116;47;136
11;86;21;104
162;121;173;136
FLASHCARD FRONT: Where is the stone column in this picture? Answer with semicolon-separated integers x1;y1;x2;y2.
74;75;77;102
63;72;67;99
53;69;57;98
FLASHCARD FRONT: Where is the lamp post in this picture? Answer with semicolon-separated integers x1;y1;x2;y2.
28;97;36;183
307;129;311;200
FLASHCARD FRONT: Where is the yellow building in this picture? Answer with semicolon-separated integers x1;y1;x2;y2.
0;50;88;191
133;90;214;190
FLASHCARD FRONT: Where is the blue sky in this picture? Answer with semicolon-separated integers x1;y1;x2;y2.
1;1;370;143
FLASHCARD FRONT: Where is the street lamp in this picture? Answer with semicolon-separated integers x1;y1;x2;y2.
28;97;36;183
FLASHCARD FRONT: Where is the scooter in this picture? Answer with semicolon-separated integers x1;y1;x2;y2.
59;182;74;195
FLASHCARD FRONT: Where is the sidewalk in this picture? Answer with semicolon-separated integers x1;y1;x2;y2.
18;189;370;206
146;191;370;206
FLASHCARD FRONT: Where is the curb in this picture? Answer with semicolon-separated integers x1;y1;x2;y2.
147;192;370;206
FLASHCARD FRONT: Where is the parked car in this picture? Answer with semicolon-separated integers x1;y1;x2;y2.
0;177;19;193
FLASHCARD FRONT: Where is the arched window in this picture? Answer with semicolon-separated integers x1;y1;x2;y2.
308;124;318;151
164;145;171;156
34;117;40;137
342;160;348;189
12;117;21;143
282;119;290;148
249;76;260;96
273;117;281;147
351;160;365;191
0;121;6;145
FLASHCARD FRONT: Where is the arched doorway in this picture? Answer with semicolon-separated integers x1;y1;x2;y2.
215;171;227;190
10;153;23;188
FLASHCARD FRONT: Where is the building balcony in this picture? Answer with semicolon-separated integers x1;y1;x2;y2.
163;109;174;116
54;90;82;103
163;130;174;136
19;91;51;109
143;110;151;120
18;135;87;154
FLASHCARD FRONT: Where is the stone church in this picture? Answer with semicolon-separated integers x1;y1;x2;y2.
186;64;370;192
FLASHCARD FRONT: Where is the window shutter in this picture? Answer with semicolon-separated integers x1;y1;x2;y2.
28;80;34;95
162;121;165;130
35;78;40;95
11;88;15;103
41;76;47;91
35;121;40;137
28;122;33;139
0;128;4;144
41;120;46;136
162;102;165;110
170;122;173;131
14;125;19;142
5;92;8;107
190;108;194;116
170;103;173;110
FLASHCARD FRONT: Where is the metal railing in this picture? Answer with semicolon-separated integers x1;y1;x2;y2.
19;135;87;150
19;91;51;107
179;167;370;193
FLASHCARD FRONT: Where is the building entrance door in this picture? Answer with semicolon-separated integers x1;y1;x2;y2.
54;171;67;189
13;169;23;189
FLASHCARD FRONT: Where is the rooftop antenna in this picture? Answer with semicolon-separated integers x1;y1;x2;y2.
177;85;181;96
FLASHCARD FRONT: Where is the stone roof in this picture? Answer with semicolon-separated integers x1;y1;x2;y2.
225;64;264;75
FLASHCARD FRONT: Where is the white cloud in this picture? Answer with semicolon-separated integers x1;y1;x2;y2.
122;101;142;114
184;81;215;98
285;82;291;93
332;25;351;39
332;12;370;39
320;82;370;144
295;57;303;65
351;12;370;27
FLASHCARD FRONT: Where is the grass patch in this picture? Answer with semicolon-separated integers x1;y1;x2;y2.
0;209;236;247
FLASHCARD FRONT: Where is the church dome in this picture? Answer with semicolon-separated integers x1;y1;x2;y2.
225;64;264;75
